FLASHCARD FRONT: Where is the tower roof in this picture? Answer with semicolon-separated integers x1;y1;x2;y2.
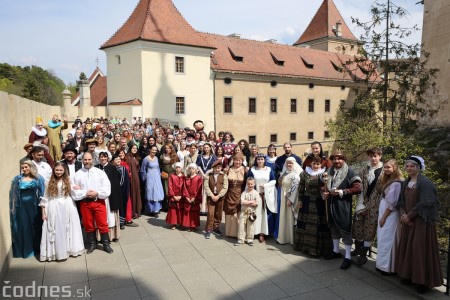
100;0;213;49
294;0;357;45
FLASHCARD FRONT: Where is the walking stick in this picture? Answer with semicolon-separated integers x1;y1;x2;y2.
322;172;330;224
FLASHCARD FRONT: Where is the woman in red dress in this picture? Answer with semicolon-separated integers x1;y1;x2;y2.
182;163;203;231
166;162;184;229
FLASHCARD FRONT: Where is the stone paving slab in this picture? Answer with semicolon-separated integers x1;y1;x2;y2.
3;212;446;299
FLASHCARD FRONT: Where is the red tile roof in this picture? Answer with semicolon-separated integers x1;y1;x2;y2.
294;0;357;45
71;68;107;107
203;33;368;82
108;98;143;106
100;0;213;50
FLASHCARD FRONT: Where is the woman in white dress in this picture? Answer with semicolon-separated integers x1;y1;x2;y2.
39;162;85;261
248;154;275;243
376;159;403;274
276;157;303;245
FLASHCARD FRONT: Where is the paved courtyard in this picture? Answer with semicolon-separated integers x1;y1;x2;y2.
4;213;447;300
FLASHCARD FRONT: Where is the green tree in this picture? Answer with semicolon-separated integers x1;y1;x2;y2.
0;63;66;105
327;0;438;163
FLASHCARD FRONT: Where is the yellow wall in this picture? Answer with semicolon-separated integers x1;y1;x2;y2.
214;75;354;157
0;92;61;280
104;41;215;130
104;42;144;103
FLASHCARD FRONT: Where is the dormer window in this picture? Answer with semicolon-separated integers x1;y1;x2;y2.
301;57;314;69
331;60;343;72
228;47;243;62
270;52;284;66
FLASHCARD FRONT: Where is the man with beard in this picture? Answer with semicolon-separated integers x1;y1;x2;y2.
61;144;82;180
74;128;85;153
30;146;52;181
323;149;361;270
72;152;112;254
274;142;302;179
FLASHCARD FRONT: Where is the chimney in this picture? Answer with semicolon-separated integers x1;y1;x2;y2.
79;80;91;107
335;20;342;37
228;33;241;39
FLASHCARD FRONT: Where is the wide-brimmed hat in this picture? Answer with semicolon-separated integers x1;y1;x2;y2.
85;138;99;146
329;149;346;161
62;143;78;155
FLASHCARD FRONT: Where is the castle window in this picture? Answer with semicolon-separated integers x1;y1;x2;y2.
290;132;297;141
290;99;297;113
175;56;185;73
270;98;277;113
175;97;185;114
249;98;256;113
325;99;330;112
308;99;315;113
224;97;232;114
270;134;278;143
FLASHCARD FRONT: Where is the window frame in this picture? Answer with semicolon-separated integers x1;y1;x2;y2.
290;98;297;113
175;56;185;74
248;97;257;114
325;99;331;113
270;134;278;144
270;98;277;113
224;97;233;114
175;96;186;115
308;99;315;113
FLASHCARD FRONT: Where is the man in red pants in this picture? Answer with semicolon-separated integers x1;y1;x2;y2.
72;152;112;254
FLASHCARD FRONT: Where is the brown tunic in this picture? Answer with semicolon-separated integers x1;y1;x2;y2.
395;186;443;288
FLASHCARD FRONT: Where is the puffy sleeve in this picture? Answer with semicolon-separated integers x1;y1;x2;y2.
385;182;401;210
39;182;50;207
71;173;87;201
97;171;111;199
218;174;229;197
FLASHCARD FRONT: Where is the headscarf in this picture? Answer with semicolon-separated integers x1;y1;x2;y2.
281;157;303;175
406;155;425;171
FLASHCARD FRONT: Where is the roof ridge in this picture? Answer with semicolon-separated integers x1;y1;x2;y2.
294;0;357;45
101;0;141;48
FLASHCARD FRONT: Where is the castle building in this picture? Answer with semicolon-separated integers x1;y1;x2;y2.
101;0;365;152
422;0;450;126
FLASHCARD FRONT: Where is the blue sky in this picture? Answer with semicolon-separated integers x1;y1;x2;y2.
0;0;423;85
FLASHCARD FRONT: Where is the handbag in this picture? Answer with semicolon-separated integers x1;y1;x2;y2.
249;212;257;222
161;171;169;179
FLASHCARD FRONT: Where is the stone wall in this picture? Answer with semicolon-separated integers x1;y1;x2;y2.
0;92;62;281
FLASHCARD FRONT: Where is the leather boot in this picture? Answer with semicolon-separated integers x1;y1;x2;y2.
86;232;96;254
356;246;369;266
101;233;114;254
351;240;363;256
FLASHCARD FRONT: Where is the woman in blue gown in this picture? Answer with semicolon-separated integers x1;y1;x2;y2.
140;145;164;216
10;160;45;258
